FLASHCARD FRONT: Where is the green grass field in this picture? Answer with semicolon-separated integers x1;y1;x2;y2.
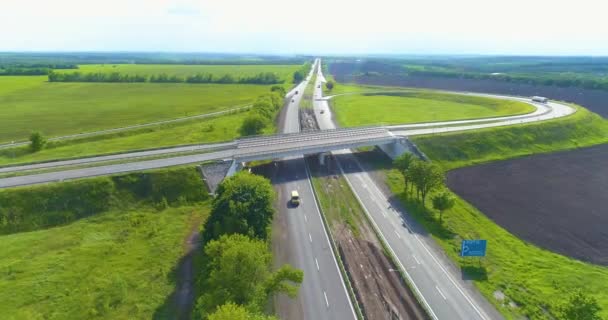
65;64;300;81
330;91;535;127
368;104;608;319
0;75;271;143
0;205;208;320
0;110;251;166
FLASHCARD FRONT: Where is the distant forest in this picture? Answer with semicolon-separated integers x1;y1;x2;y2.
48;71;284;84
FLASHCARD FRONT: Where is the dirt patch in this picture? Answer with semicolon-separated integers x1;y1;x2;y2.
447;144;608;265
309;157;428;320
329;62;608;118
172;213;204;320
300;109;319;131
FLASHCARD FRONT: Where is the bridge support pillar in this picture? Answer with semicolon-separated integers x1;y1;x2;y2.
226;160;242;177
378;137;429;161
318;152;327;166
378;138;410;160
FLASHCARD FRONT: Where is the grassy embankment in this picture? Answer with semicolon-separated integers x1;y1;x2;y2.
0;167;211;319
413;103;608;170
375;105;608;319
330;91;535;127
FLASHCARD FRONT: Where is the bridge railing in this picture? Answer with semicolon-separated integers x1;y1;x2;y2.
237;126;391;148
235;135;398;162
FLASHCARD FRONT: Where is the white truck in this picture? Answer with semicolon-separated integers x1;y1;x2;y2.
531;96;549;103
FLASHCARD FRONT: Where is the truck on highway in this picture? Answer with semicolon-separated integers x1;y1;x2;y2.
531;96;548;103
290;190;300;206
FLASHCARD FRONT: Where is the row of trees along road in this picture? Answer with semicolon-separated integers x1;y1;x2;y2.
239;86;286;136
195;172;303;320
394;153;454;222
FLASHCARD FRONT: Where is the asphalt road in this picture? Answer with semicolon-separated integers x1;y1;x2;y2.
313;61;503;320
273;59;357;320
0;142;235;173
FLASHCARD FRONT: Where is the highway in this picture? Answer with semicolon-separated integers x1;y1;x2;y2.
0;90;574;189
313;60;504;319
271;59;357;320
0;60;580;319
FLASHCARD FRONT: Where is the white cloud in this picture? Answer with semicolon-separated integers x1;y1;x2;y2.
0;0;607;54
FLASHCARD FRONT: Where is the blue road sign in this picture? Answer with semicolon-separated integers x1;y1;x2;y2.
461;240;487;257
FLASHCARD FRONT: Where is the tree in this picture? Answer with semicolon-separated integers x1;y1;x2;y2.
270;85;286;97
393;153;416;192
197;234;302;316
207;302;277;320
432;191;455;223
292;71;304;83
409;161;445;206
558;290;602;320
240;114;267;136
29;132;47;152
203;171;275;242
201;234;272;308
325;80;334;91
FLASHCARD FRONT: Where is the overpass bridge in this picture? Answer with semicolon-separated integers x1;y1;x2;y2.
234;126;397;162
0;127;403;188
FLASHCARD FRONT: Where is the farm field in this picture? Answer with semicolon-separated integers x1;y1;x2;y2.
447;143;608;265
0;76;271;143
0;111;252;166
65;64;300;81
328;60;608;118
330;91;535;127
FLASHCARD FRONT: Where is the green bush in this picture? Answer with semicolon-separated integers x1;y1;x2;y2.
0;166;208;234
0;178;114;234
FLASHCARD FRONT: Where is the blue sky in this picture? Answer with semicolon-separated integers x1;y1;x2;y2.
1;0;607;55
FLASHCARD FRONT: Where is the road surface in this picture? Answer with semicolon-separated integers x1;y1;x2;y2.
313;60;504;320
271;59;357;320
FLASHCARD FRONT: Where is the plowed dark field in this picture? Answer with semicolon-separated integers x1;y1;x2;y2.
447;144;608;265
